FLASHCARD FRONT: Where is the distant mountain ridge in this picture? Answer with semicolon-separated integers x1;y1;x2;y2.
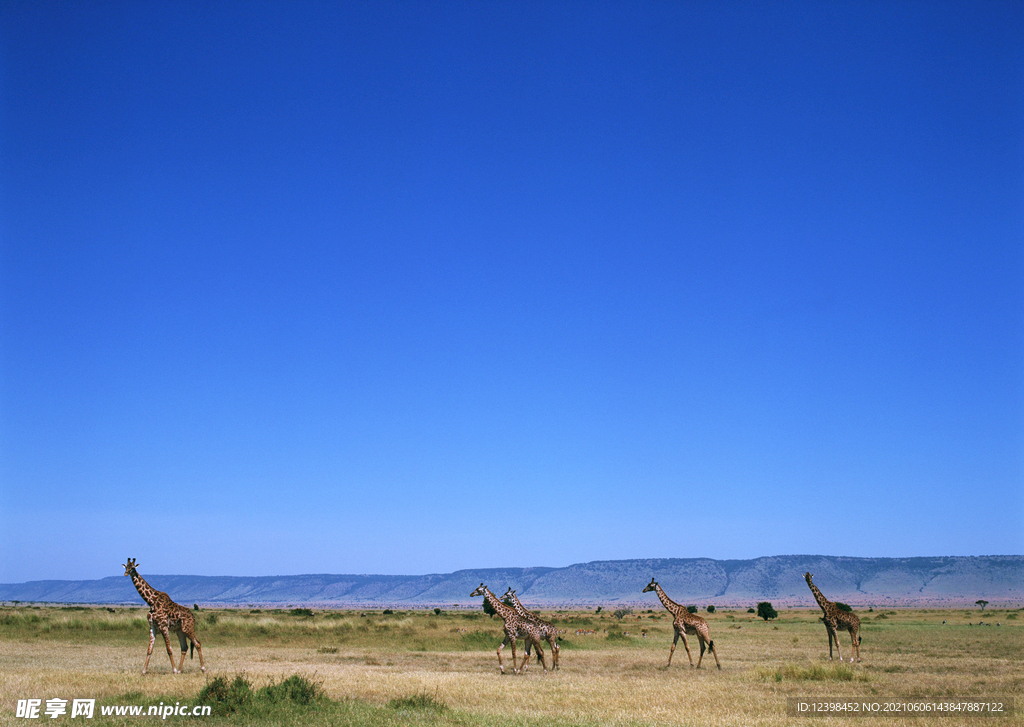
2;556;1020;609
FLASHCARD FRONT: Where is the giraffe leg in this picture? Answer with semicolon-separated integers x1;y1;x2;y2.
708;638;721;670
679;631;694;667
849;629;859;663
191;633;206;672
160;628;178;673
531;638;547;673
496;637;508;674
696;635;706;669
143;620;156;675
549;637;560;670
667;629;679;667
510;637;520;675
832;627;843;663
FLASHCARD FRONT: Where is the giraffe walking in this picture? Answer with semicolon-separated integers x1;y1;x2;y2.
502;587;560;670
470;583;547;674
643;578;720;669
804;572;861;662
122;558;206;674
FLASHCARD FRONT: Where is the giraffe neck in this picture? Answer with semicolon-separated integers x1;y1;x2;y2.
483;588;517;622
807;580;833;612
129;569;160;608
508;593;529;617
654;584;686;617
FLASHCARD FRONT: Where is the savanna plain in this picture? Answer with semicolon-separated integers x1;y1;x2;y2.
1;604;1020;726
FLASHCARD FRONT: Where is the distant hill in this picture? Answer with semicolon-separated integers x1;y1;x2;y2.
2;556;1020;609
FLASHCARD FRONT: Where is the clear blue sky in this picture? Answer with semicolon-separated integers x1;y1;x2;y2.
2;1;1022;583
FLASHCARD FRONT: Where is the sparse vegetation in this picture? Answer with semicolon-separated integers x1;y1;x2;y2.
2;604;1021;727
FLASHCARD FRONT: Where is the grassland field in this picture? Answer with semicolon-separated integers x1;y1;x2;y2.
1;604;1020;726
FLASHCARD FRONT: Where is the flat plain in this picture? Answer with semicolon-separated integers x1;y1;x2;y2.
1;604;1020;726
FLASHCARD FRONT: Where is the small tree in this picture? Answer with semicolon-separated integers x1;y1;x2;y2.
706;605;715;614
613;608;633;619
976;600;989;611
756;602;778;621
686;605;698;614
433;608;442;615
835;602;853;612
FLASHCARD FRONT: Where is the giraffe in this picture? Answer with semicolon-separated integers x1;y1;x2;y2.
642;578;720;669
470;583;547;675
502;587;560;670
804;572;861;662
122;558;205;674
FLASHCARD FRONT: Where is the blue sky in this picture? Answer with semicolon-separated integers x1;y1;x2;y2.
2;1;1022;583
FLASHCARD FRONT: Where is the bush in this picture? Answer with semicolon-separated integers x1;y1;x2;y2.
198;675;253;714
756;602;778;621
613;608;633;619
706;605;716;613
197;674;323;715
834;602;853;612
290;608;314;618
747;608;756;614
686;605;698;614
261;675;322;705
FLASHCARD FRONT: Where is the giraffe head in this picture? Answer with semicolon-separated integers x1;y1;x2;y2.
642;577;658;593
470;583;487;598
502;587;516;599
804;572;814;586
123;558;140;577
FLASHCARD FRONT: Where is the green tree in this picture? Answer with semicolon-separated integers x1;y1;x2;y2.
834;602;852;612
686;605;698;614
756;602;778;621
976;600;989;611
706;605;716;614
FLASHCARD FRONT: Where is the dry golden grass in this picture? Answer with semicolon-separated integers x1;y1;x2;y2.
1;606;1020;726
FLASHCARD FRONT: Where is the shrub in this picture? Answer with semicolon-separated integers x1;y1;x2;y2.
613;608;633;619
834;602;852;613
261;675;322;705
706;605;715;613
433;608;442;615
198;675;253;714
757;602;778;621
290;608;314;618
747;608;756;614
686;605;698;614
